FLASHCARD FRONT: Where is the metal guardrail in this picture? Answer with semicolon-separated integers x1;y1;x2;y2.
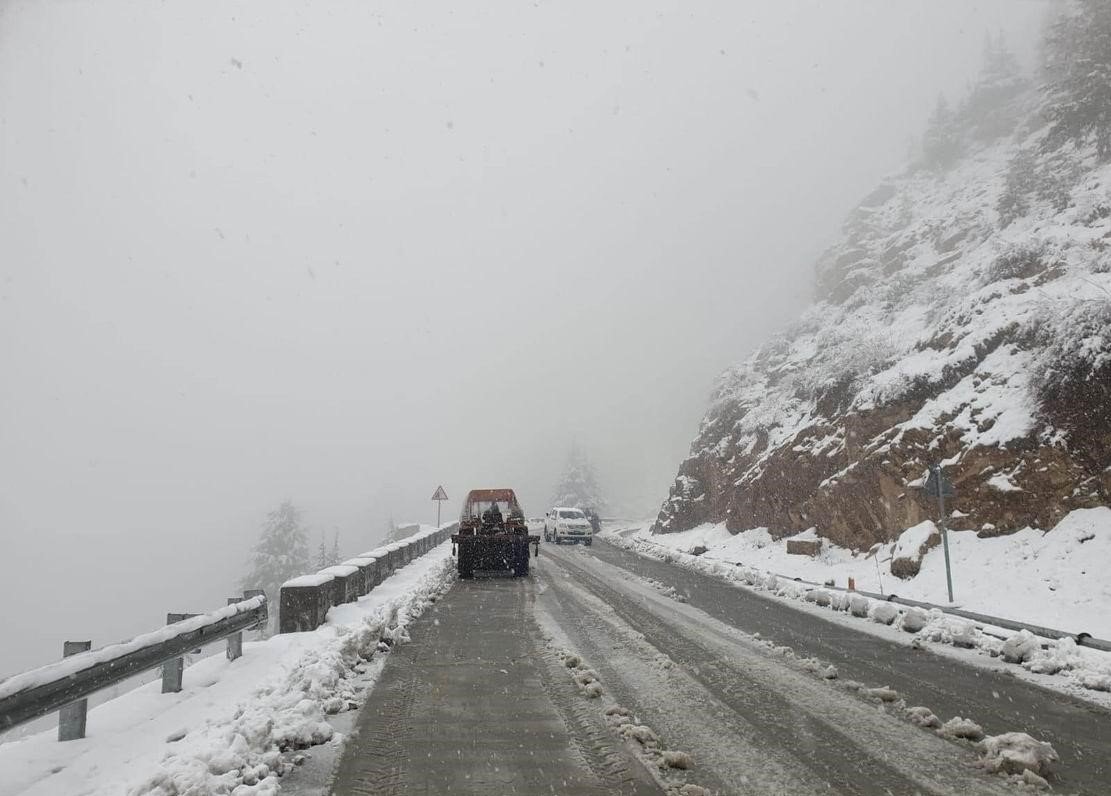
619;536;1111;653
0;594;267;739
2;524;457;743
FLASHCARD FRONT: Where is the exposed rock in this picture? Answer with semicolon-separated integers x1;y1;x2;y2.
787;539;821;557
890;525;941;579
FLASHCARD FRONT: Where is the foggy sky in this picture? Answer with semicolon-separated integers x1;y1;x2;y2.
0;1;1047;679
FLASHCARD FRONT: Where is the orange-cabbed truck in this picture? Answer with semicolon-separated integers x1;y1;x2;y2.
451;489;540;578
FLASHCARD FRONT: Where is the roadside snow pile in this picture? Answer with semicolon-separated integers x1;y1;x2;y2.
905;706;941;729
976;732;1059;779
551;647;702;787
0;545;456;796
602;521;1111;697
938;717;985;742
609;507;1111;638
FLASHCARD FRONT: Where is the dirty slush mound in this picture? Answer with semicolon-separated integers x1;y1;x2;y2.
655;68;1111;550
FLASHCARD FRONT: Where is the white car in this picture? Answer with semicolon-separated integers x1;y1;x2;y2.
544;507;593;545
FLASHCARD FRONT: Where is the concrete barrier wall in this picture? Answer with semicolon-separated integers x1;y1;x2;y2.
279;525;455;634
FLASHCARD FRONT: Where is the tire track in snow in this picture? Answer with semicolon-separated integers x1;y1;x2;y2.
331;574;647;795
537;567;797;795
585;536;1111;794
543;545;1015;796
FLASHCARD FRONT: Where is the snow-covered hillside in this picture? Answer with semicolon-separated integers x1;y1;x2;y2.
655;21;1111;549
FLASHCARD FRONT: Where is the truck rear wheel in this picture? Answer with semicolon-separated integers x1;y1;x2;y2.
458;543;474;579
513;545;530;577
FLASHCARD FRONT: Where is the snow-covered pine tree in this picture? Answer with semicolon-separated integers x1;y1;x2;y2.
242;500;310;632
551;446;606;511
961;31;1028;141
316;529;342;567
329;530;341;566
921;94;960;169
1043;0;1111;160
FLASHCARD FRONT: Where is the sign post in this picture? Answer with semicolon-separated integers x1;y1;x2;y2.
431;485;449;528
924;464;956;603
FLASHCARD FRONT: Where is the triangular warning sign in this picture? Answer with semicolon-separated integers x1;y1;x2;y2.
431;485;449;501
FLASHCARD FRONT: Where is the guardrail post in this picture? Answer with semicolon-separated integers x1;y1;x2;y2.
161;613;193;693
57;640;91;741
226;598;243;661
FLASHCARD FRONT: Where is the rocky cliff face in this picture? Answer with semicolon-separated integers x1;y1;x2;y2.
654;70;1111;549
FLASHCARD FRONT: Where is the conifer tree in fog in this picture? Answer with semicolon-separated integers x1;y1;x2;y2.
921;94;960;169
1043;0;1111;160
330;530;341;566
242;500;310;630
316;529;343;568
962;32;1028;140
551;446;605;511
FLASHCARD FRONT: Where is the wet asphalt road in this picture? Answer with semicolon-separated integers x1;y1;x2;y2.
329;539;1111;795
329;572;659;796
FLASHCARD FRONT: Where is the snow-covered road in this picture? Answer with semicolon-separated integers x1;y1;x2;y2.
327;537;1107;795
8;536;1104;795
550;538;1111;794
538;544;1017;796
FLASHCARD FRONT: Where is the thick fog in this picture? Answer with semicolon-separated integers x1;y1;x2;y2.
0;0;1046;678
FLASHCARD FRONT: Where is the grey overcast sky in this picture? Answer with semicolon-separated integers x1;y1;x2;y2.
0;0;1047;677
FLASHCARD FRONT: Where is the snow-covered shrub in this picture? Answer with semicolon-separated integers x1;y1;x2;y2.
791;324;897;402
1042;0;1111;161
1028;299;1111;398
982;241;1047;283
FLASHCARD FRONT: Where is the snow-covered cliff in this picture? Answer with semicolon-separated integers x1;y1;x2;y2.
655;19;1111;548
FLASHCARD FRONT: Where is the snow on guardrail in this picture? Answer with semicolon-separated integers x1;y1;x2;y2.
0;597;265;706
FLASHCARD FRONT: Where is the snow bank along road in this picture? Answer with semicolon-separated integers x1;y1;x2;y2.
328;537;1110;795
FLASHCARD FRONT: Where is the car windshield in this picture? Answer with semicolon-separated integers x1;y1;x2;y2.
558;510;584;519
